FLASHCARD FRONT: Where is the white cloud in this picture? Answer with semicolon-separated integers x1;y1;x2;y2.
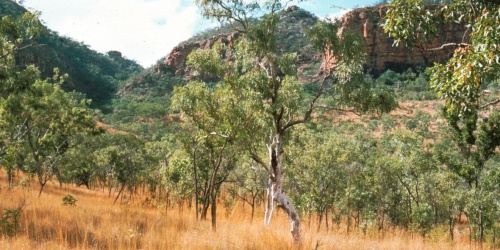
23;0;202;67
326;8;351;20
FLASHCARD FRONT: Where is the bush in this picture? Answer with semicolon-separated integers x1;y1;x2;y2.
62;194;78;206
0;202;24;237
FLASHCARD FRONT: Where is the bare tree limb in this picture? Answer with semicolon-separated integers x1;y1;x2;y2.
480;98;500;109
426;42;470;51
250;152;270;175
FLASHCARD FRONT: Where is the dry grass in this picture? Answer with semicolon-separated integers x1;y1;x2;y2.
0;172;495;250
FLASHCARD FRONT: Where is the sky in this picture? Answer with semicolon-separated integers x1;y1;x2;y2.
21;0;377;68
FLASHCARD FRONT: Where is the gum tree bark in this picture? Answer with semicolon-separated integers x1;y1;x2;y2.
264;133;301;241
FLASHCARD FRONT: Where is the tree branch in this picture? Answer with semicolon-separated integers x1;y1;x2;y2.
250;152;270;174
425;42;470;51
480;98;500;109
281;76;330;131
258;62;272;78
0;42;40;60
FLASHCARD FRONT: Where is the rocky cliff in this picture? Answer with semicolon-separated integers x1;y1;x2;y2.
331;5;468;75
163;32;240;78
160;5;467;80
158;6;319;82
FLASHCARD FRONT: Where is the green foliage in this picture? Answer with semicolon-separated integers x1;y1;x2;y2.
307;19;365;81
383;0;440;48
385;2;500;239
1;0;497;244
374;68;435;100
22;31;143;109
0;9;98;195
405;110;432;138
288;129;372;218
0;203;24;237
61;133;103;189
62;194;77;206
0;1;143;110
338;76;399;115
385;0;500;113
103;62;186;138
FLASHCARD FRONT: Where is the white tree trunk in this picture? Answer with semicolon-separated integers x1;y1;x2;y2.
265;133;302;244
264;178;274;226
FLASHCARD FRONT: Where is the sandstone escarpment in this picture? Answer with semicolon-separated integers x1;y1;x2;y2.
162;5;467;81
330;5;468;75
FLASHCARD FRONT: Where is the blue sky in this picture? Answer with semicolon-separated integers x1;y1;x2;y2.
22;0;378;67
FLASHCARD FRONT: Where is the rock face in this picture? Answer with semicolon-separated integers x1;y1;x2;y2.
162;5;468;79
164;32;239;80
331;6;468;75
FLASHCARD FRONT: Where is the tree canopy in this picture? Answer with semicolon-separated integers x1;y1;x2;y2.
384;0;500;241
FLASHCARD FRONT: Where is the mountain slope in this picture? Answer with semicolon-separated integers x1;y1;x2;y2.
0;0;144;110
118;6;320;100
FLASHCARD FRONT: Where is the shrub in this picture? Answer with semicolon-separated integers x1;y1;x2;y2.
62;194;78;206
0;202;24;237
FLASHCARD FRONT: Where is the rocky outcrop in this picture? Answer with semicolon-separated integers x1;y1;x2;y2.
162;5;467;80
330;5;468;75
161;6;318;81
164;32;239;80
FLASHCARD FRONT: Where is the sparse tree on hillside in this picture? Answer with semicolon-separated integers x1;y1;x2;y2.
174;0;396;243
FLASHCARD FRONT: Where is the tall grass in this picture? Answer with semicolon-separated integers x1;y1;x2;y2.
0;172;494;249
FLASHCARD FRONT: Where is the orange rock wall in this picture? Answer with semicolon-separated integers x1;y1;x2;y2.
334;6;468;75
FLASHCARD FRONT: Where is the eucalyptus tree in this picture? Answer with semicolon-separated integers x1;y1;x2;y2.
93;133;153;204
287;130;354;232
1;70;97;196
0;11;43;186
144;135;176;201
163;153;194;209
384;0;500;241
227;160;267;222
199;136;238;231
433;113;500;241
0;11;97;194
173;84;240;231
379;130;441;237
175;0;396;243
60;132;102;189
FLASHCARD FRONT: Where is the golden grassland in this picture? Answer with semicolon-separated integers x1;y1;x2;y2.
0;171;495;250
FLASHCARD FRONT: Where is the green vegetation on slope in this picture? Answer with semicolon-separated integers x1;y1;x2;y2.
0;0;144;110
0;0;499;246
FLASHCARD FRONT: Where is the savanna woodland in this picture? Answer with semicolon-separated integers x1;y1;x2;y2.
0;0;499;249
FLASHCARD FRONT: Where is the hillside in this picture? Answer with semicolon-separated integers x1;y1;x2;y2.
103;7;323;137
113;4;466;115
107;5;447;136
0;0;144;110
136;4;466;91
118;6;319;97
1;0;499;247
